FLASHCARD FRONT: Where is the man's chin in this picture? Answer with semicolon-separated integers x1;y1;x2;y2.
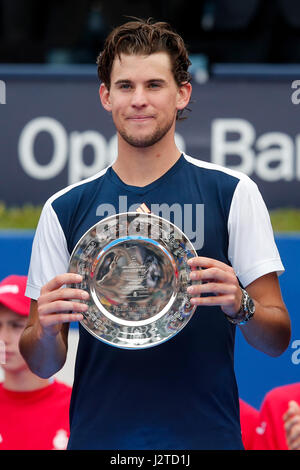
118;121;174;149
120;133;162;149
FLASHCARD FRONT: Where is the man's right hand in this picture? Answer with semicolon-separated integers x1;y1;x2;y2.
36;273;89;338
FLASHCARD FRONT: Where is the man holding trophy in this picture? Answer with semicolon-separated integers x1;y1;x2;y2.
19;18;290;450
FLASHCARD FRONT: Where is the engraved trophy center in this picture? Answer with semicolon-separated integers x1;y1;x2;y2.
91;239;177;325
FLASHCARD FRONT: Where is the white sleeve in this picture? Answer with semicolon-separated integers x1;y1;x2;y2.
227;176;284;288
25;200;70;300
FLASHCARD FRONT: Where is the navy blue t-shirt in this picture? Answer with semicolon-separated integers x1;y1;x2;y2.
26;154;283;449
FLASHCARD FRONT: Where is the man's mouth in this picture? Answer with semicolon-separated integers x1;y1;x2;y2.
127;115;154;121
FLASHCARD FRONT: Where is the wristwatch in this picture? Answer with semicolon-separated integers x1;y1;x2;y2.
225;288;255;325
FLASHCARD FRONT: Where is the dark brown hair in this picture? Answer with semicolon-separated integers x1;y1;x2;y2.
96;18;191;120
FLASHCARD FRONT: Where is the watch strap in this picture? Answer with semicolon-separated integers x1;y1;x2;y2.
225;288;255;325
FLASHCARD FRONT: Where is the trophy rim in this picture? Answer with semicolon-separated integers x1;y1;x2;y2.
68;211;198;349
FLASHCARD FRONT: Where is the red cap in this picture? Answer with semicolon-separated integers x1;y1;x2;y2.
0;275;30;316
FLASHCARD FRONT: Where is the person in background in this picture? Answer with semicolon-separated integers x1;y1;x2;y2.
254;383;300;450
0;275;72;450
239;398;259;450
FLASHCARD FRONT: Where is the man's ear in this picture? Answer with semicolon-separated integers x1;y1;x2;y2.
99;83;112;112
176;82;192;112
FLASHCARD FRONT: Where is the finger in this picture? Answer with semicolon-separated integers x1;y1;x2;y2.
289;400;300;411
190;267;235;283
188;257;233;273
287;424;300;445
187;282;238;297
40;312;84;328
189;294;236;307
283;401;300;421
288;435;300;450
283;410;293;422
284;412;297;423
41;273;83;295
38;299;88;317
284;415;300;433
288;440;300;451
39;287;90;307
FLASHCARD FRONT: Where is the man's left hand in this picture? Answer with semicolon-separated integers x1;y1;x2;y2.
187;256;242;318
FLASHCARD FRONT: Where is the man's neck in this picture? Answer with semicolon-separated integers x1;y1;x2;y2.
112;136;182;187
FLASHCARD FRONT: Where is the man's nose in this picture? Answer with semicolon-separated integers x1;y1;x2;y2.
131;86;148;107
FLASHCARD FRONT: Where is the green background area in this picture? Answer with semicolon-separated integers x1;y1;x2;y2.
0;202;300;232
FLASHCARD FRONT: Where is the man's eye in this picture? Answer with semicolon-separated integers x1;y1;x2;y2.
119;83;131;90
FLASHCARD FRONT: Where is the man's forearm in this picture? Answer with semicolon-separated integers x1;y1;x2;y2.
19;324;68;378
240;303;291;357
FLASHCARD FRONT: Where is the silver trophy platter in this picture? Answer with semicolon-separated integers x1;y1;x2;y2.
68;212;198;349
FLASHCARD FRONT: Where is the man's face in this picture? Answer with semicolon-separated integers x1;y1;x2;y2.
100;52;190;148
0;305;27;373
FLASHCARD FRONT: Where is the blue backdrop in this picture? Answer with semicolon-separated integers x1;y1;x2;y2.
0;230;299;409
